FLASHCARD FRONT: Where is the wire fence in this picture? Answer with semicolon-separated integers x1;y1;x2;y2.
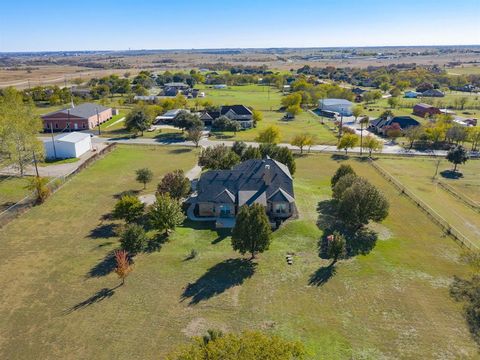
0;143;117;228
368;158;479;251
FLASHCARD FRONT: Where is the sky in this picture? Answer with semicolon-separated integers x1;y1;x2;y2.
0;0;479;52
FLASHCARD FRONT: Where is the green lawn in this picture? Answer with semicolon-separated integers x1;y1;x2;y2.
193;84;283;111
375;157;480;246
0;176;33;211
211;110;337;145
0;147;475;359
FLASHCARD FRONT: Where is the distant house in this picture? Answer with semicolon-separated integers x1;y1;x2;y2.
421;89;445;97
188;157;296;228
134;95;160;102
413;103;441;118
454;117;478;127
318;98;353;116
213;84;228;89
200;105;253;128
70;87;91;98
163;87;179;97
154;109;186;124
369;116;420;135
41;103;112;131
164;82;190;90
44;132;92;159
352;87;366;95
404;91;421;98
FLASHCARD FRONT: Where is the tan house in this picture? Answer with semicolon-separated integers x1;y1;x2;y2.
188;157;295;228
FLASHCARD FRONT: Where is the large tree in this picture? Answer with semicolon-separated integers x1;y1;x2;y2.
231;204;272;259
112;195;145;223
120;223;148;254
331;164;356;189
173;111;203;132
157;169;190;200
446;145;469;173
186;127;203;147
362;135;383;156
337;133;359;154
290;133;314;154
0;87;44;176
125;106;152;136
255;125;281;144
199;145;240;170
135;168;153;189
149;194;185;236
166;330;306;360
337;177;389;230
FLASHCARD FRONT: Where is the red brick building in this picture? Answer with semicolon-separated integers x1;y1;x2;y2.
413;103;441;118
41;103;112;131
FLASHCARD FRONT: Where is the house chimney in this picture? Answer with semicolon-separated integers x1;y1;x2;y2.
264;164;271;185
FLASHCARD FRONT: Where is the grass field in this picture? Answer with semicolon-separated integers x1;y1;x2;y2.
0;176;33;211
211;110;338;145
0;146;476;359
447;66;480;75
375;157;480;246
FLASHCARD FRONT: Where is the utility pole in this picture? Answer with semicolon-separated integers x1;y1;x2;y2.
67;109;71;132
338;114;344;141
96;107;101;135
50;124;57;159
32;150;39;177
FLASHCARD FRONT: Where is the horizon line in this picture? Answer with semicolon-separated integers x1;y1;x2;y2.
2;44;480;54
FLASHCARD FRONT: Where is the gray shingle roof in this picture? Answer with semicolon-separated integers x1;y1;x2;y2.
195;158;294;205
43;103;110;119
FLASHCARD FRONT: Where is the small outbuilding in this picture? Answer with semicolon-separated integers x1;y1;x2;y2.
318;98;353;116
44;132;92;159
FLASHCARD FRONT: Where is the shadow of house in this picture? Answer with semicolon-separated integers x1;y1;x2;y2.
65;285;120;314
309;263;337;286
211;229;231;244
87;252;116;278
181;258;256;305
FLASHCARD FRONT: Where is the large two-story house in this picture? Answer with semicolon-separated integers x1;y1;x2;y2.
188;157;296;228
200;105;253;128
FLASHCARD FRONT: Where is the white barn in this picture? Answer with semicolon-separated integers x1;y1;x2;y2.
318;98;353;116
44;132;92;159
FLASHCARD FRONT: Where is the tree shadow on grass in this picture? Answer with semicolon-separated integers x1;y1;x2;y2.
154;132;185;144
309;262;337;286
113;189;141;199
145;233;169;253
87;251;116;278
180;258;256;305
169;148;193;154
211;229;231;244
440;170;463;179
89;223;119;239
64;284;121;314
331;154;349;161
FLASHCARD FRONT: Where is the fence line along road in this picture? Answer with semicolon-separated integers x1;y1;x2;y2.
0;143;117;228
368;158;478;251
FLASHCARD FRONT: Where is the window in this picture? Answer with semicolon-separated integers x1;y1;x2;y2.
219;204;232;217
55;123;58;129
82;123;86;129
274;203;288;214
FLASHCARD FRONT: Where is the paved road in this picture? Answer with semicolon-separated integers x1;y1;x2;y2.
91;135;459;157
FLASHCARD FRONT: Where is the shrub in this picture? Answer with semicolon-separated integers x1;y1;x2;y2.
120;223;148;254
112;195;144;223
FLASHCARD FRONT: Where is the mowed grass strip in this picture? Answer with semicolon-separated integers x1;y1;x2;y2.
376;157;480;246
0;149;476;359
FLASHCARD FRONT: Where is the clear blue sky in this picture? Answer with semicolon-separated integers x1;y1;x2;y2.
0;0;479;52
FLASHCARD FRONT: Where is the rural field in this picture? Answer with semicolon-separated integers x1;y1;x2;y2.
0;176;32;211
375;156;480;247
0;145;476;359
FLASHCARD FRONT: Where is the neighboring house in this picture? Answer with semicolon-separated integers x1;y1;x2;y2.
454;117;478;127
413;103;441;118
450;84;478;93
188;157;296;228
70;87;91;98
163;87;179;97
155;109;187;123
134;95;160;102
44;132;92;159
164;82;190;90
421;89;445;97
369;116;420;135
41;103;112;131
318;98;353;116
352;87;366;95
200;105;253;128
404;90;421;98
